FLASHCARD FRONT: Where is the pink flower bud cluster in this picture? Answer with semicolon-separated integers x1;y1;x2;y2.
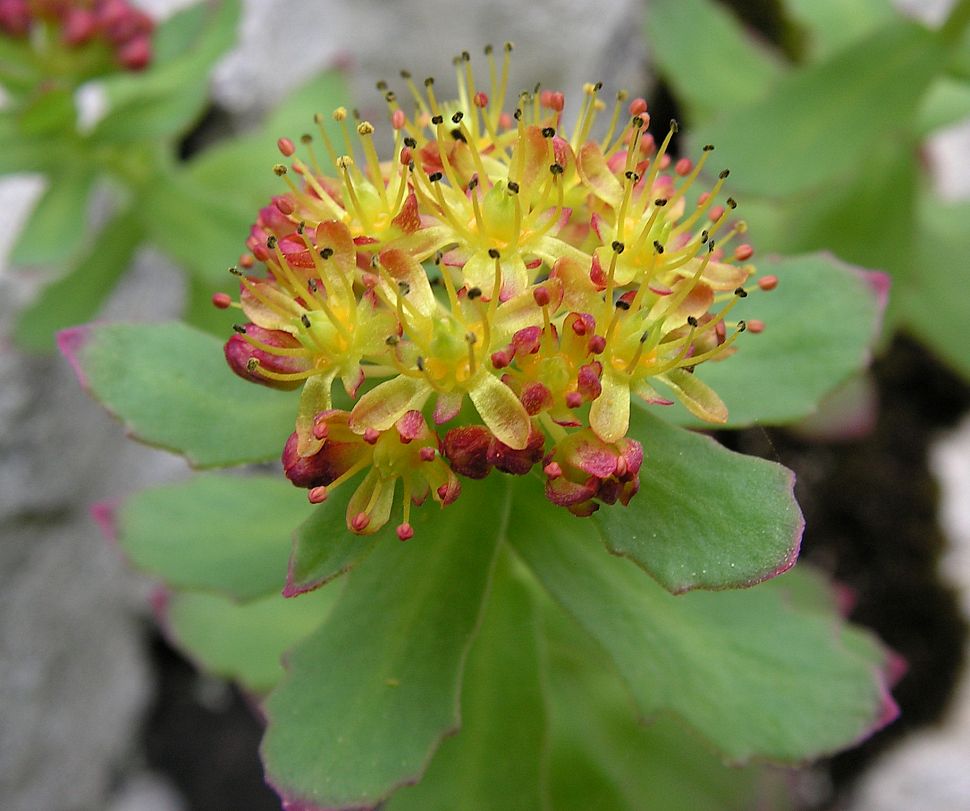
0;0;153;70
218;47;774;539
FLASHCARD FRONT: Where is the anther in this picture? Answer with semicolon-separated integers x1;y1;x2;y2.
719;169;731;179
452;111;464;123
400;69;411;79
212;293;232;309
703;144;715;152
308;486;328;504
431;114;444;125
687;316;698;327
246;358;259;372
386;335;400;346
488;248;501;259
550;163;564;175
747;319;765;333
419;446;436;462
737;321;747;332
631;116;644;129
266;236;278;249
232;323;246;333
589;335;607;354
351;512;370;532
357;121;375;135
758;275;778;291
670;118;679;133
468;177;479;190
416;356;425;371
465;332;478;345
734;244;754;261
300;133;312;144
544;461;563;479
735;287;748;298
363;428;380;445
273;163;287;176
654;198;668;207
301;314;312;327
320;247;334;259
533;286;551;307
653;240;664;254
277;138;295;157
376;80;388;91
615;299;631;311
541;126;555;138
507;181;520;193
726;197;737;209
424;76;434;87
467;287;483;300
228;266;242;276
629;98;648;116
428;172;443;182
397;524;414;542
611;240;625;254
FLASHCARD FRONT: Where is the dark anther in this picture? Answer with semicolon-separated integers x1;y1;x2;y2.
703;144;715;152
313;112;324;124
308;279;318;292
301;314;311;328
273;164;287;176
400;69;411;79
403;136;417;148
429;172;443;182
297;221;306;234
467;287;483;300
468;177;479;190
513;108;522;120
246;358;259;372
737;320;747;332
726;197;737;209
670;119;679;133
484;43;494;55
452;111;464;123
462;50;471;61
687;316;699;327
465;331;478;344
735;287;748;298
434;251;443;265
320;247;334;259
550;163;564;175
541;126;555;138
504;42;513;52
416;356;425;371
654;198;668;207
376;80;388;91
640;331;650;343
266;236;278;249
424;76;434;86
488;248;501;259
594;81;603;91
719;169;731;179
507;181;520;194
611;240;625;254
631;116;644;129
431;114;444;125
228;266;242;276
653;240;665;254
232;324;246;334
385;91;396;103
615;299;631;311
701;230;709;243
386;335;400;346
301;133;312;143
451;128;466;142
398;281;411;294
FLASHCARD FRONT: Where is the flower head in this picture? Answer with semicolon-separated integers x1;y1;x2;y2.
218;46;776;537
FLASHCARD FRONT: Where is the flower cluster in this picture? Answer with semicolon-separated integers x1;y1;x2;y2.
218;46;775;539
0;0;153;71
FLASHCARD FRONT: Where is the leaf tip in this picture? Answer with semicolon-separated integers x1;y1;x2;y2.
56;325;93;389
89;500;119;546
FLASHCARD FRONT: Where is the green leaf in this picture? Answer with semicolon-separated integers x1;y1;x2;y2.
118;473;312;601
93;0;241;142
644;0;783;124
18;87;76;136
138;169;252;290
285;481;385;597
15;208;143;352
697;20;945;196
261;476;510;811
385;549;547;811
510;504;895;763
0;110;60;173
594;408;802;592
59;321;296;466
8;167;95;266
917;74;970;135
164;585;340;693
662;253;886;428
542;600;783;811
901;197;970;379
186;68;350;209
782;0;896;60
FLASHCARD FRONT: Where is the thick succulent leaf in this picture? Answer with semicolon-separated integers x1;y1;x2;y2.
594;407;802;592
92;0;241;142
385;549;547;811
900;197;970;380
117;473;311;601
542;598;786;811
163;584;340;693
262;476;511;811
58;321;295;467
187;69;350;210
8;166;95;266
285;481;386;597
15;208;143;352
782;0;896;60
658;253;886;428
696;20;945;197
510;503;896;763
644;0;782;123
